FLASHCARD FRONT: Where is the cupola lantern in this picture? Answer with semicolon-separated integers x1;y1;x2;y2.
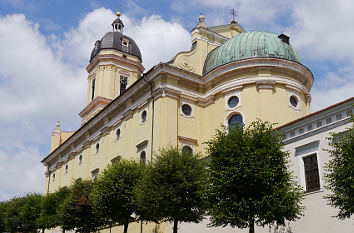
112;11;124;33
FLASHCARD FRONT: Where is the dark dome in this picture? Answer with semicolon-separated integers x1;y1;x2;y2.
90;31;142;62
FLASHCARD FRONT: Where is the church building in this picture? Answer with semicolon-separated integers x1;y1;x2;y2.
41;11;353;233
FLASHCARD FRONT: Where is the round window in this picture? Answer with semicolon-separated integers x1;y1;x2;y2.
140;151;146;164
228;96;239;108
182;145;193;154
228;114;243;128
141;110;147;123
182;104;192;116
290;96;298;108
95;143;100;153
116;128;121;139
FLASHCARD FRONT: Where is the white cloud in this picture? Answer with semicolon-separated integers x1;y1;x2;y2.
125;15;191;69
287;0;354;64
0;145;45;201
56;8;114;66
311;71;354;111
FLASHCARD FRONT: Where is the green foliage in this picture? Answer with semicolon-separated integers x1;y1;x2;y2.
206;120;304;233
0;202;7;232
38;186;70;229
3;196;26;232
91;160;144;233
20;193;43;233
134;147;208;233
325;115;354;219
62;179;100;233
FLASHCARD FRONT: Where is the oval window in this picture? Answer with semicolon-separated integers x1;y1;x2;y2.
290;96;298;107
228;114;243;128
228;96;239;108
141;110;147;123
182;104;192;116
95;143;100;153
116;128;121;139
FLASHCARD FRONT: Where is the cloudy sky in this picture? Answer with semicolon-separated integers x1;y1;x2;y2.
0;0;353;201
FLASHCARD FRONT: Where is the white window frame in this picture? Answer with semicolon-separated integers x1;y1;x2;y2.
225;111;244;127
139;107;149;125
298;151;323;193
115;127;121;141
225;91;241;111
180;100;195;118
287;92;301;111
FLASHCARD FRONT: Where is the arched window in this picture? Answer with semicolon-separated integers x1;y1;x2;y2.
78;155;83;165
95;143;100;153
140;151;146;164
91;78;96;100
228;114;243;128
182;145;193;154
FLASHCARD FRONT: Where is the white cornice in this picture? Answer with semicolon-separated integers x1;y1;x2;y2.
43;60;315;169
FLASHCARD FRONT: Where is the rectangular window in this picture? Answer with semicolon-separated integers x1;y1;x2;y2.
326;117;332;124
91;78;96;100
303;154;320;192
120;76;128;95
307;125;313;131
91;168;99;181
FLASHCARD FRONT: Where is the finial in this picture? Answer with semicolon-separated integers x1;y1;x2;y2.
56;121;60;128
112;9;124;33
196;13;207;28
230;9;237;23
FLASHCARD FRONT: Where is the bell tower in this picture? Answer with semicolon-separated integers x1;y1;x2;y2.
79;11;144;125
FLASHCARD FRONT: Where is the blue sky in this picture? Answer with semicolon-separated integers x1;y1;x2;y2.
0;0;353;201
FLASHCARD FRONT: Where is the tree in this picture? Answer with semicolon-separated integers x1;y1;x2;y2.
324;114;354;219
38;186;70;231
0;201;7;232
20;193;43;233
62;179;100;233
206;120;304;233
134;147;208;233
91;160;144;233
3;196;26;232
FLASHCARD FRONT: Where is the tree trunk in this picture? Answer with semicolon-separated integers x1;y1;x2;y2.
173;219;178;233
123;222;129;233
249;219;255;233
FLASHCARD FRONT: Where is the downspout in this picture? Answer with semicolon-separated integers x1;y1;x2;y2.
143;75;154;161
46;166;51;194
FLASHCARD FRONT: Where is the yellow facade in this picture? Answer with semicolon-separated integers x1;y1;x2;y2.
42;13;314;233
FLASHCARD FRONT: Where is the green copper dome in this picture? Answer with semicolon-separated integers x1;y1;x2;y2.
203;31;300;74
